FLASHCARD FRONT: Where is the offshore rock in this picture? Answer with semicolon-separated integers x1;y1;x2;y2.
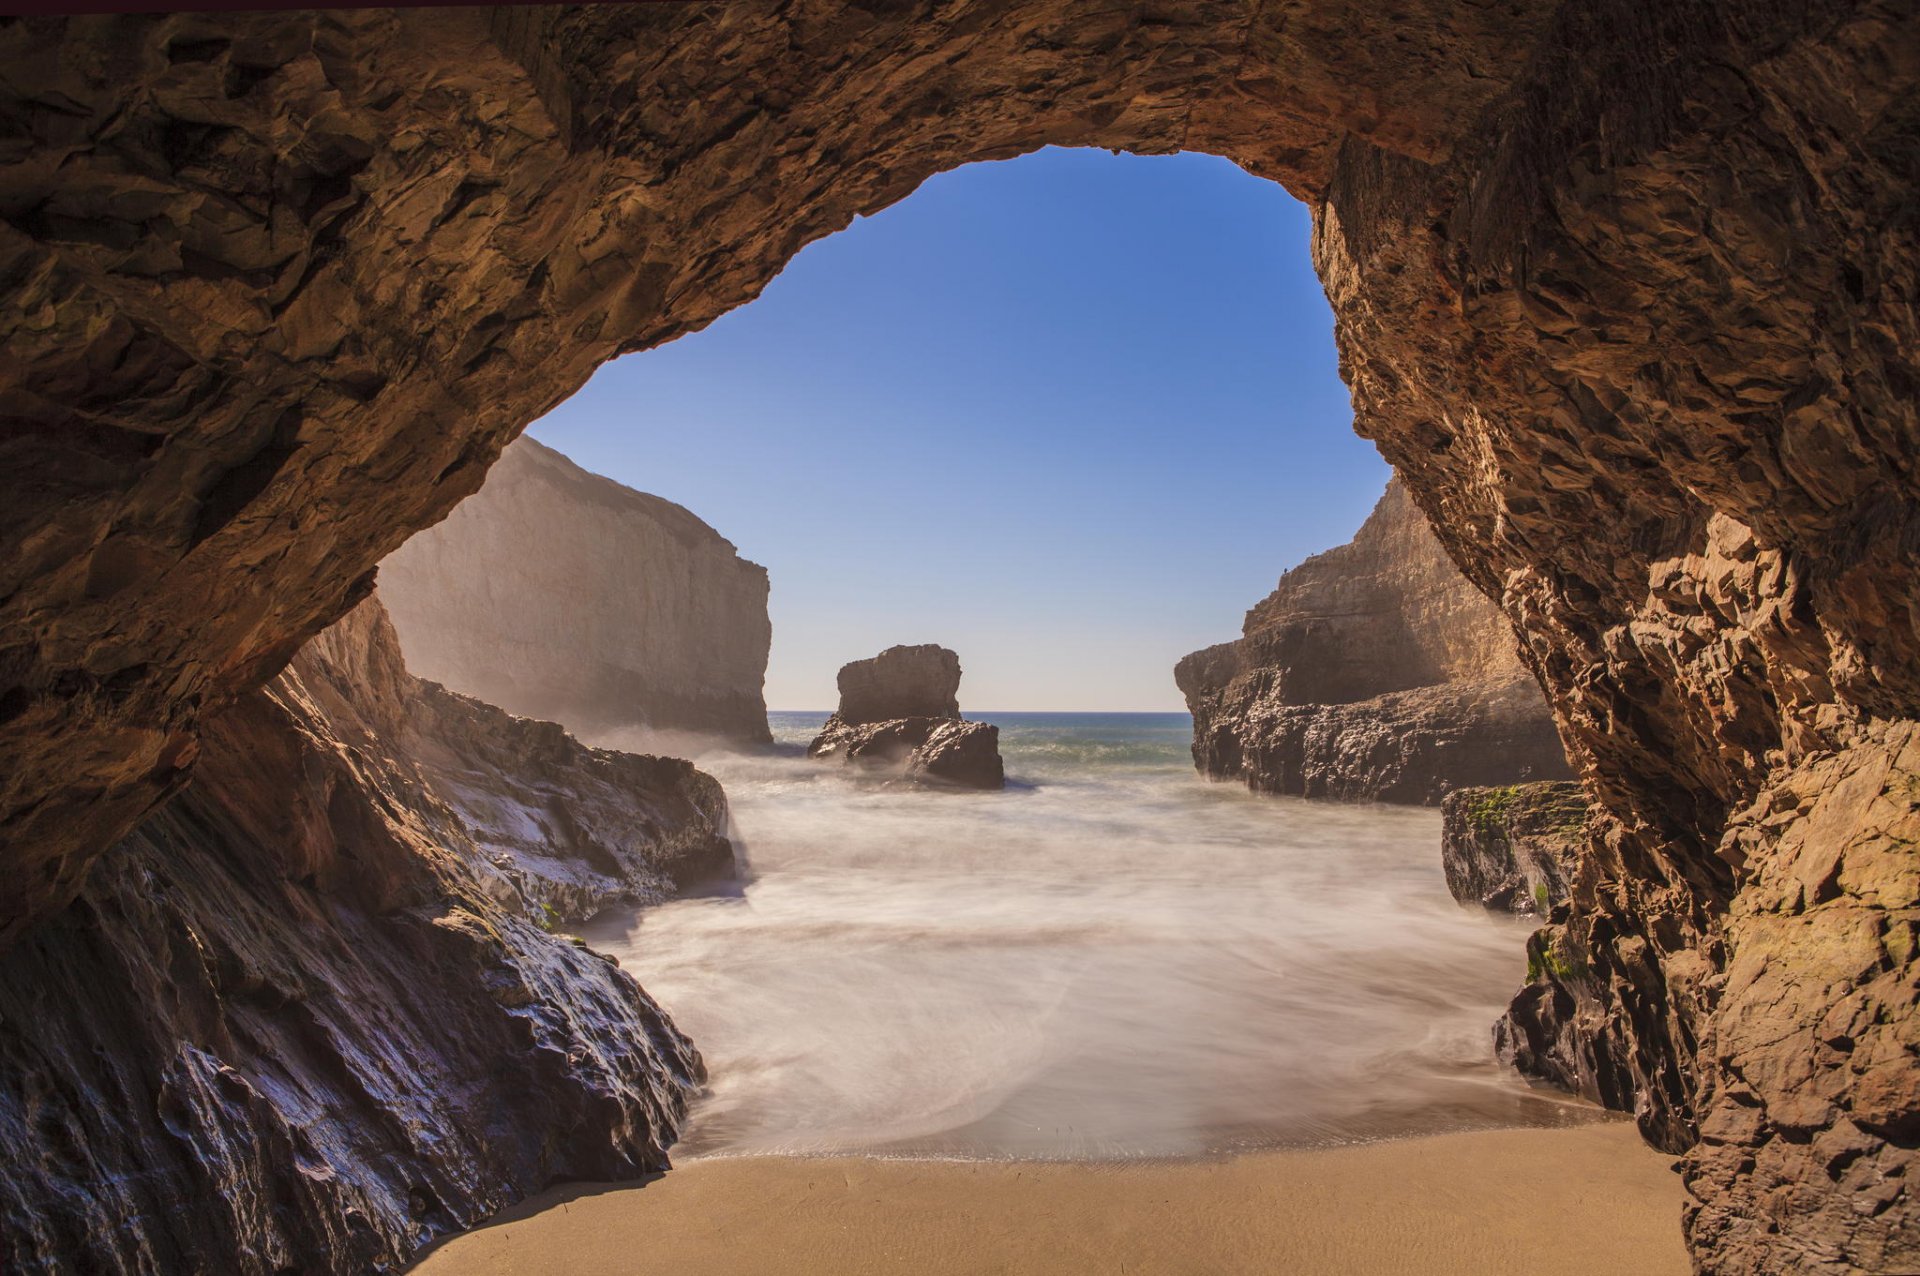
0;597;727;1274
832;644;963;725
380;436;772;747
1441;781;1588;914
808;645;1003;790
1177;481;1571;804
908;718;1007;790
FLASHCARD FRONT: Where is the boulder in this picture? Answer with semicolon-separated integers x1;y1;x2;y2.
807;646;1002;790
908;720;1005;789
1440;781;1587;913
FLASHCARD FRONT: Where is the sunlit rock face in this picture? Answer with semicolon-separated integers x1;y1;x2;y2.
2;4;1916;1269
809;645;1004;790
0;597;727;1274
380;436;772;747
1178;480;1573;804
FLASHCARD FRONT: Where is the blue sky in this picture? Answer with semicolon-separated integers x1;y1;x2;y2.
531;147;1388;711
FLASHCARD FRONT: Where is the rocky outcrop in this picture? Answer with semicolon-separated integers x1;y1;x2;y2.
0;596;728;1274
3;6;1916;1269
833;643;962;725
1177;481;1572;804
379;436;772;746
1441;782;1588;914
808;645;1004;790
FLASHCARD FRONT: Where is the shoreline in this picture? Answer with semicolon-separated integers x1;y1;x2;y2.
410;1121;1688;1275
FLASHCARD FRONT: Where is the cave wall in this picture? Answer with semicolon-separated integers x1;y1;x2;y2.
2;4;1915;1270
379;435;773;747
1177;478;1574;803
0;594;724;1273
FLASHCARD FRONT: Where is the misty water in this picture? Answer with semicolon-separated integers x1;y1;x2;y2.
583;712;1597;1161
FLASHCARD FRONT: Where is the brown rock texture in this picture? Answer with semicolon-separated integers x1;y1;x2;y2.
2;5;1916;1269
808;645;1004;790
0;594;727;1273
379;435;772;747
1177;480;1573;803
832;644;963;726
1441;781;1589;913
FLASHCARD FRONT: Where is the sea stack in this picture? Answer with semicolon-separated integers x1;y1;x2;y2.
1176;479;1571;805
808;645;1004;790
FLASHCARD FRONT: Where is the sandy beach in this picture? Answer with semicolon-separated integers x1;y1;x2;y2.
411;1122;1688;1275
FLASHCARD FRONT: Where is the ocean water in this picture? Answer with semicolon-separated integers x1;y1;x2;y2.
582;711;1596;1161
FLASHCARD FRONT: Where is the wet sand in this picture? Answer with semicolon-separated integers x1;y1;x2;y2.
411;1122;1688;1276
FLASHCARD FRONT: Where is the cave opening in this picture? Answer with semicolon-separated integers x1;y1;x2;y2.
370;145;1579;1165
2;6;1913;1273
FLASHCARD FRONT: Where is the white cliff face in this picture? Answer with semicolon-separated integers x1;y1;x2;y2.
379;437;772;745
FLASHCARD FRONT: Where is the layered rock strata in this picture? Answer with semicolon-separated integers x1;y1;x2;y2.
379;435;772;746
3;6;1917;1270
1177;481;1572;804
0;596;728;1274
808;645;1005;790
1441;781;1589;914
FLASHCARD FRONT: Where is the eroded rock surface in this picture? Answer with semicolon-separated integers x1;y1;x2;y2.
1177;480;1572;803
3;5;1917;1269
809;645;1003;790
0;597;728;1274
1441;781;1588;913
832;643;962;725
380;436;772;747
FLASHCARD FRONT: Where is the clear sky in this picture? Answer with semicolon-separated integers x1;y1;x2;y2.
530;147;1389;712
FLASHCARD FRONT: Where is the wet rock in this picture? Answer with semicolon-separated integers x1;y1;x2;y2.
1177;481;1572;804
808;646;1003;790
0;597;728;1274
1441;781;1587;913
909;719;1006;790
380;436;773;747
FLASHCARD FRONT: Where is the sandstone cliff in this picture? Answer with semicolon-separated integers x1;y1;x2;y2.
0;596;730;1274
1177;480;1571;804
379;436;772;746
3;6;1915;1269
809;645;1005;790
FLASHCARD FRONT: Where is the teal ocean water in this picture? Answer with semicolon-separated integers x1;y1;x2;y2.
584;712;1598;1161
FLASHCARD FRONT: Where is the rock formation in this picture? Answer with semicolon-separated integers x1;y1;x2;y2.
2;6;1915;1269
1177;480;1572;803
1441;781;1588;914
0;596;729;1274
379;435;772;747
809;645;1004;790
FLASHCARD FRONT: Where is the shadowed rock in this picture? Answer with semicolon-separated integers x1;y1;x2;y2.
0;597;730;1274
834;644;963;725
1441;781;1588;914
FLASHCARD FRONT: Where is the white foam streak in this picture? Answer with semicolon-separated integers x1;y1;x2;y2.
583;714;1594;1160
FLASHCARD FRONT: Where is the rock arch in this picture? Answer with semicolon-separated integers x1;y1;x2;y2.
1;4;1914;1269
